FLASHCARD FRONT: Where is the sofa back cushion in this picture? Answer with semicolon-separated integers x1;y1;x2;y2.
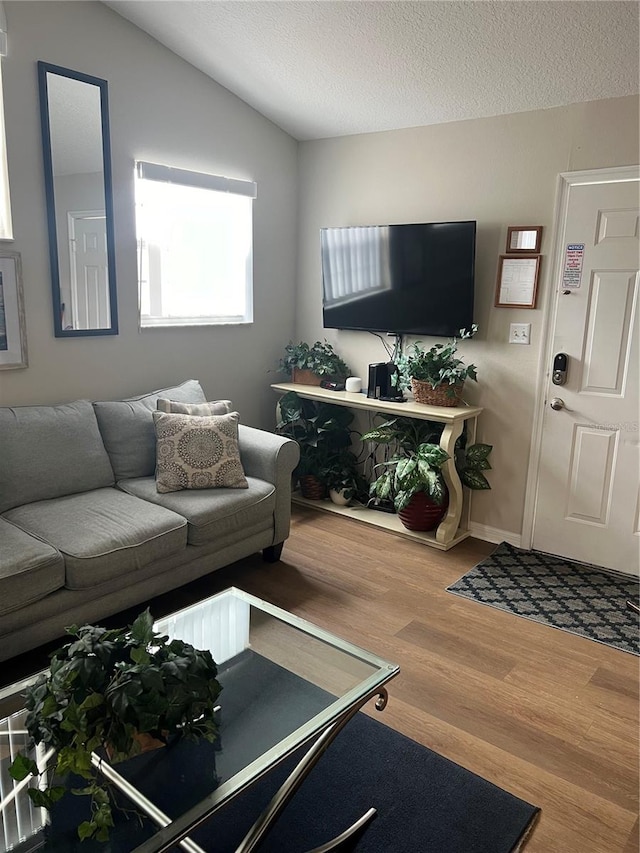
0;400;115;513
93;380;207;480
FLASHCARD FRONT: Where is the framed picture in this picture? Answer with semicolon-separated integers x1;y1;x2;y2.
0;251;28;369
495;254;542;308
506;225;542;254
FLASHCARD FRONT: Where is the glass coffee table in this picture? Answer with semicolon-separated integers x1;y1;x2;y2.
0;588;399;853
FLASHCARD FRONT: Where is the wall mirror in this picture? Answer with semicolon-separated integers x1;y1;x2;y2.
38;62;118;337
506;225;543;254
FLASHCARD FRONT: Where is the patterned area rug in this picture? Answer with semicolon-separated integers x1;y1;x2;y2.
447;542;639;656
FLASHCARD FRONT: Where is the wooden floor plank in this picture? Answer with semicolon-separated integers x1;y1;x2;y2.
376;697;636;853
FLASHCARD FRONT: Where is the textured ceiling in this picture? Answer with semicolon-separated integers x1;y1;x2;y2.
106;1;640;141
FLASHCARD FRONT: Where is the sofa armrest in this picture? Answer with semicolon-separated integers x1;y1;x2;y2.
238;425;300;545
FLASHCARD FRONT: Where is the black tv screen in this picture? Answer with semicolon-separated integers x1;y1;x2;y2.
321;221;476;337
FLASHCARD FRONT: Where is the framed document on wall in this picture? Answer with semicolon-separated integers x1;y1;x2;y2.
495;254;542;308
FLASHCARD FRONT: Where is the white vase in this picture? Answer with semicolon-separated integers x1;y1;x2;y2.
329;488;351;506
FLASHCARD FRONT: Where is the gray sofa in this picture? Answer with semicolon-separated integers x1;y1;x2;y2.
0;381;299;662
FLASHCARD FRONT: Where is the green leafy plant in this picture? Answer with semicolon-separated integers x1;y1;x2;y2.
276;390;354;479
8;610;222;842
363;415;492;510
361;416;442;454
319;448;369;504
394;325;479;396
455;440;493;490
369;442;450;511
279;340;350;379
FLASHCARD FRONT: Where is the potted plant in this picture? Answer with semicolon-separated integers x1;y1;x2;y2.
276;390;354;499
368;442;450;531
395;325;478;406
363;415;492;530
319;449;369;506
279;340;351;386
8;610;222;842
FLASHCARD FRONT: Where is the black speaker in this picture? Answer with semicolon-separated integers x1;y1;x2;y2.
367;363;391;398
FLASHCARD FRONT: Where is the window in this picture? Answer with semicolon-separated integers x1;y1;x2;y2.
135;161;255;328
0;30;13;241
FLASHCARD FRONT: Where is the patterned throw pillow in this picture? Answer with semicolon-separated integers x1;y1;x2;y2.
152;411;248;493
156;399;232;415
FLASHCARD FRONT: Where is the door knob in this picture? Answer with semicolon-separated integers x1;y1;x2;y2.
549;397;565;411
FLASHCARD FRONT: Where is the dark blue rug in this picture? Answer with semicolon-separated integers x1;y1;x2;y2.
447;541;639;655
187;711;539;853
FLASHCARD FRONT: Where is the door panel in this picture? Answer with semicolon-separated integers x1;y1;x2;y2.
533;176;639;576
581;272;637;394
566;425;616;524
68;212;110;331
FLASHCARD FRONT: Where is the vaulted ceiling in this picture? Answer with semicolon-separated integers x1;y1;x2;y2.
107;1;639;141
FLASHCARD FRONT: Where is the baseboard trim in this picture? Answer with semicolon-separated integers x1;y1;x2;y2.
468;522;522;548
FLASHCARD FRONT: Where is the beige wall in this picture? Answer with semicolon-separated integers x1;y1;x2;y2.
0;1;298;430
296;97;639;539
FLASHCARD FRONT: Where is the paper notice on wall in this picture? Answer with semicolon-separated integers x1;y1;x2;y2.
562;244;585;288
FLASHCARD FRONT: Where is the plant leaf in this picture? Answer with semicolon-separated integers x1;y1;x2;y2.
129;609;154;644
429;475;447;505
417;444;449;468
461;469;491;490
8;754;39;782
394;489;413;511
465;443;492;467
78;693;104;712
27;785;65;810
78;821;96;841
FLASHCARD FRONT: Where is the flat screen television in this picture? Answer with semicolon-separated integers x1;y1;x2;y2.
321;221;476;337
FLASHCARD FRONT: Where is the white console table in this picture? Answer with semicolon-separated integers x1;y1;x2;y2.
271;382;483;551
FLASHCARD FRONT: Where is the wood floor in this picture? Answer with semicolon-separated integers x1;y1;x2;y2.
4;507;638;852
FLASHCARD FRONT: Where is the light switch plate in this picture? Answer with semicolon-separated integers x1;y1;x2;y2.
509;323;531;344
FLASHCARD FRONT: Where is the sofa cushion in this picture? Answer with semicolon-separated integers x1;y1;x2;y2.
0;518;65;615
156;399;232;415
93;380;207;480
153;411;248;493
118;476;275;546
0;399;114;513
4;488;187;590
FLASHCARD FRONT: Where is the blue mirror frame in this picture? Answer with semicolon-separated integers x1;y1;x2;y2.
37;61;118;337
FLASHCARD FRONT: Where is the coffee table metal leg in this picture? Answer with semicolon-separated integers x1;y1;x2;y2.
91;753;207;853
235;687;388;853
305;807;377;853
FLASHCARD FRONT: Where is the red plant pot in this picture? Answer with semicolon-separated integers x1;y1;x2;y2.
397;490;449;532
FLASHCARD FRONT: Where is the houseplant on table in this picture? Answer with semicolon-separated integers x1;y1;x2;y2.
279;340;351;386
363;415;492;530
395;325;478;406
367;440;450;531
8;610;222;842
276;390;354;499
319;448;369;506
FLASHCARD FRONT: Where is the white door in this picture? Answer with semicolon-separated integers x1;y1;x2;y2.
532;171;639;576
68;211;110;330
